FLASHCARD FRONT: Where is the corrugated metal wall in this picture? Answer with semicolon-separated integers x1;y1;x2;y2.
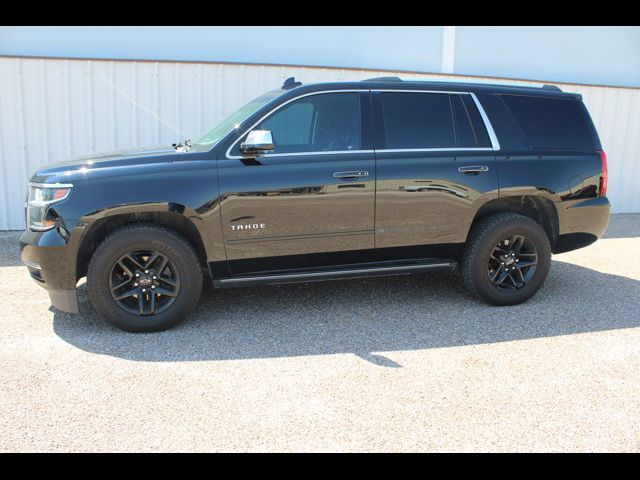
1;56;639;229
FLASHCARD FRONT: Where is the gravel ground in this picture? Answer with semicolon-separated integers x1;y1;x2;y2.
1;214;639;452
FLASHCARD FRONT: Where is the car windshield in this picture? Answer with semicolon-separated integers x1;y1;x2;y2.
190;88;284;151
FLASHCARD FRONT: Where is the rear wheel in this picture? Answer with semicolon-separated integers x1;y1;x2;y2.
461;213;551;306
87;225;203;332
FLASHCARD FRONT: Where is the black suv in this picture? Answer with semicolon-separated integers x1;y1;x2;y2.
20;77;610;332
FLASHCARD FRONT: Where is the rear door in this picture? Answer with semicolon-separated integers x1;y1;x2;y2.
218;91;376;275
372;90;499;257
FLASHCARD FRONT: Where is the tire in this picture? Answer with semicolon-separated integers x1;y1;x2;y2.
87;224;203;332
460;212;551;306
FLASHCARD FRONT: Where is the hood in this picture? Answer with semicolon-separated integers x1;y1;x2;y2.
32;146;181;179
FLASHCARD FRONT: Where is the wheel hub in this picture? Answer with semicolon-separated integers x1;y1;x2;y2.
136;270;154;287
503;254;517;266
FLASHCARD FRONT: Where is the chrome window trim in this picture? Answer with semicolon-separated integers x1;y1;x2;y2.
225;89;369;160
468;92;501;151
374;90;500;153
235;149;375;158
377;147;494;153
225;88;501;159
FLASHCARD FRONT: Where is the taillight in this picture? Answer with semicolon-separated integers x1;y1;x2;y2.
599;150;608;197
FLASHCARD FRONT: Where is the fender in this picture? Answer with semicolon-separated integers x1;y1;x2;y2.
77;202;222;263
42;157;227;282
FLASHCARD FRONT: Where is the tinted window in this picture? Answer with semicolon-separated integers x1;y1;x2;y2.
501;95;595;149
380;92;455;149
451;95;476;148
475;93;529;150
261;102;314;146
254;92;361;154
461;95;491;147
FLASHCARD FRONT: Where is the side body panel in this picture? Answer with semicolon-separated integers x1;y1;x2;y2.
478;92;609;251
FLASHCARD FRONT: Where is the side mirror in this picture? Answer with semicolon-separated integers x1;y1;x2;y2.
240;130;274;154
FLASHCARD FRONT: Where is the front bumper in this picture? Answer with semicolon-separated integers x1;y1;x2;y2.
554;196;611;253
20;226;82;314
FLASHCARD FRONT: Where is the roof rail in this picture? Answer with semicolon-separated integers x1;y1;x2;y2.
363;77;564;91
363;76;403;82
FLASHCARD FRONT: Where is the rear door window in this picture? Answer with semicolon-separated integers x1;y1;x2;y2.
451;95;492;148
380;92;456;149
460;95;492;148
501;95;595;149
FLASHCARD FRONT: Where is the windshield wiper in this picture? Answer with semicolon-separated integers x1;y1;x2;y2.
172;139;192;152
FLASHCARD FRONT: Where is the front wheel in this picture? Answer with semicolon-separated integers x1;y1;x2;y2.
461;213;551;306
87;225;203;332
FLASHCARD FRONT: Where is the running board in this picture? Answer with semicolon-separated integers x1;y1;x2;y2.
214;260;457;288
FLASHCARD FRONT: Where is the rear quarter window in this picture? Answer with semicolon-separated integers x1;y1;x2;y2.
500;95;596;150
451;94;492;148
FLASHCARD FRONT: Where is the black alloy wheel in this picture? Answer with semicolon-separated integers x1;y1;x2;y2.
487;234;538;291
461;212;551;306
109;250;181;316
87;225;203;332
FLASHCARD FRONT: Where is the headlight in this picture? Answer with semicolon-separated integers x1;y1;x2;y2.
26;182;73;231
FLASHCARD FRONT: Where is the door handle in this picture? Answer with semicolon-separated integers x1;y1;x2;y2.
458;166;489;174
333;170;369;179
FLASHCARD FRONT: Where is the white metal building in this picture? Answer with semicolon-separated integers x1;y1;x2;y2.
1;26;639;230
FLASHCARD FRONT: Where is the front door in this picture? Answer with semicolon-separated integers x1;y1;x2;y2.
218;91;375;275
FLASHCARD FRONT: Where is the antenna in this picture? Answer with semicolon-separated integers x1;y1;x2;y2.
282;77;302;90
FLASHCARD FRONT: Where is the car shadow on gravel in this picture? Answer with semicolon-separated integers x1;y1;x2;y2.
51;260;640;365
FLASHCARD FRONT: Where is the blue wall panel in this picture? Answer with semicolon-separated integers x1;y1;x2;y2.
1;26;639;87
454;26;640;87
0;26;444;73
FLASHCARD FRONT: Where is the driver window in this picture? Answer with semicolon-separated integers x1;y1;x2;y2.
252;92;361;154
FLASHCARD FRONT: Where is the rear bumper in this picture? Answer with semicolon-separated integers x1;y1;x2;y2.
554;196;611;253
20;227;81;314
